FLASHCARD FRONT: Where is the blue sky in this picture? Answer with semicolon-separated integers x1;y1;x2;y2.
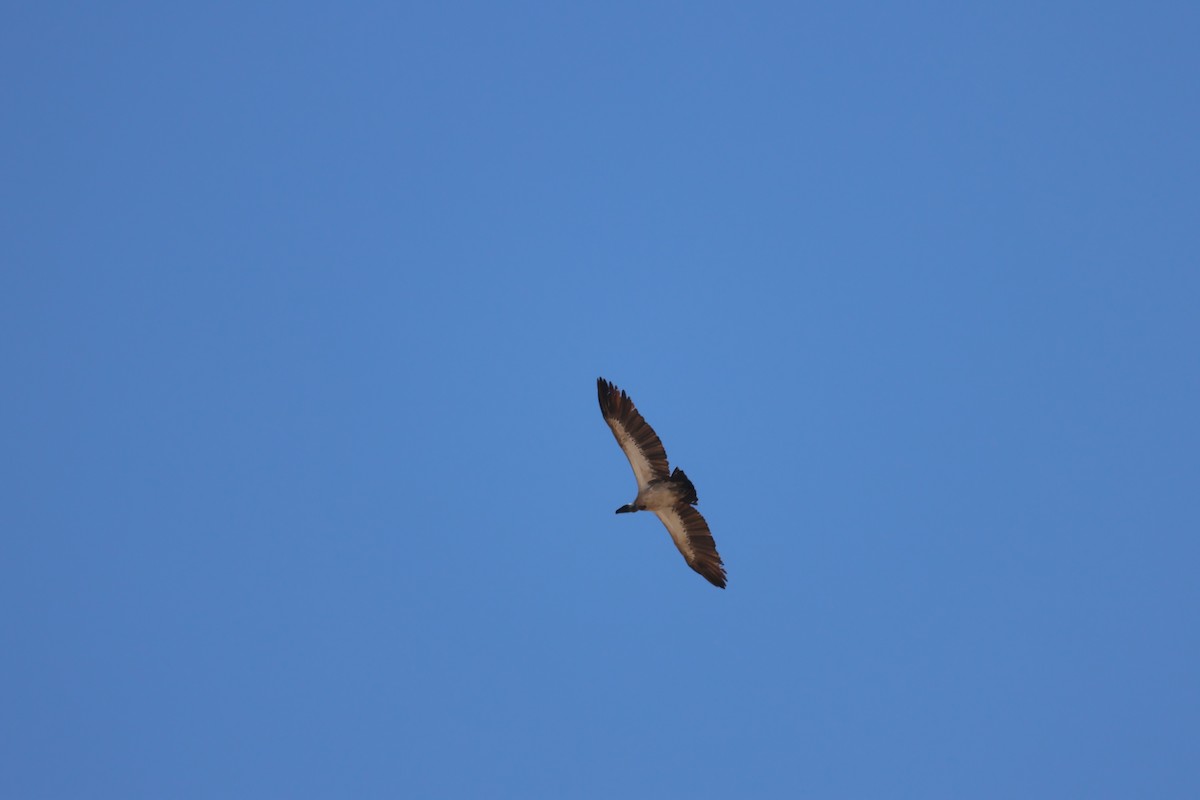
3;2;1198;797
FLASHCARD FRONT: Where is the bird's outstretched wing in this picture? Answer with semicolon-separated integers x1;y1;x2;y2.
597;378;670;490
653;503;727;589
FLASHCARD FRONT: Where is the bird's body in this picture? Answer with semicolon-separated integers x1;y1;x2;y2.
627;478;685;512
597;378;727;588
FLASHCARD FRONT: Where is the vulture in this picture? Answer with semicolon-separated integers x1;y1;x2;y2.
597;377;726;588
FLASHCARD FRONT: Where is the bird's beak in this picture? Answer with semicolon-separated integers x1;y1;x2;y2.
615;504;635;514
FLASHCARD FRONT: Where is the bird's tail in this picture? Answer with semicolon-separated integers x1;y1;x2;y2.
670;467;699;505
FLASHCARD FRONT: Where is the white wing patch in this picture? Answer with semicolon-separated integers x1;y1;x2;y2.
608;418;661;491
654;505;695;563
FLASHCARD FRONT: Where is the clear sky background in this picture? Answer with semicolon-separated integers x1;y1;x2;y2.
3;2;1198;798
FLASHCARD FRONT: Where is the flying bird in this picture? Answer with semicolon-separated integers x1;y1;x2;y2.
597;377;726;588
